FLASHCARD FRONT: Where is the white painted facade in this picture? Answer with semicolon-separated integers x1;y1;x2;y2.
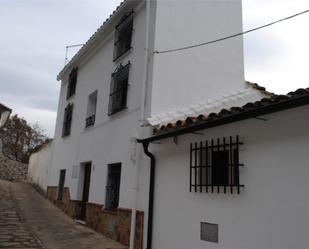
51;1;249;206
139;105;309;249
28;141;54;192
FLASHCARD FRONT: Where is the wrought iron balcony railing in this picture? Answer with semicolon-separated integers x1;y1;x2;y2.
85;114;95;128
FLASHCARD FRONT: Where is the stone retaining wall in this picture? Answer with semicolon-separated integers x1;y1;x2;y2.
0;154;28;182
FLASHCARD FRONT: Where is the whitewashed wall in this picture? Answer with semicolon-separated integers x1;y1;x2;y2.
28;141;54;192
49;1;147;209
150;0;245;115
137;105;309;249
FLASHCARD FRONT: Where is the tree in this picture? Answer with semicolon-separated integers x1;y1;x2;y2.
0;114;48;163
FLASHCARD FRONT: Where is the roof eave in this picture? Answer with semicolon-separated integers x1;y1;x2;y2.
137;93;309;144
56;0;132;81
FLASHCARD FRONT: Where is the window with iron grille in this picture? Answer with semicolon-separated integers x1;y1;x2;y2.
108;62;130;115
190;135;244;194
67;68;78;99
62;103;73;137
113;11;134;61
105;163;121;210
57;169;66;201
85;90;97;128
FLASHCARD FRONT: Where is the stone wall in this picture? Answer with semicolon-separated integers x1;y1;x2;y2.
47;186;82;219
0;154;28;182
47;186;144;249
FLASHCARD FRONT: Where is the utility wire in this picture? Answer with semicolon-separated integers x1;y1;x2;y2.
154;9;309;54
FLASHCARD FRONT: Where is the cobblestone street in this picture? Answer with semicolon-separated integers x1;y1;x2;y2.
0;180;126;249
0;180;42;248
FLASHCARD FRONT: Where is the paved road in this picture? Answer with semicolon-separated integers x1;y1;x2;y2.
0;180;126;249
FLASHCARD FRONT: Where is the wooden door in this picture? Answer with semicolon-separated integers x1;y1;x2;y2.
80;163;91;220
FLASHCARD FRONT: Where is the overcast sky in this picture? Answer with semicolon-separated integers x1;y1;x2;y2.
1;0;309;137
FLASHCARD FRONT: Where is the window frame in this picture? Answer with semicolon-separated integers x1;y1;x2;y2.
108;62;130;116
105;163;122;211
57;169;66;201
190;135;244;194
85;90;98;128
62;103;73;137
67;68;78;99
113;10;134;61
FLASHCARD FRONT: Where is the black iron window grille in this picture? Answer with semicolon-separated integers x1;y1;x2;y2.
108;62;130;115
85;114;95;128
190;135;244;194
67;68;78;99
113;10;134;61
105;163;121;210
57;169;66;201
62;103;73;137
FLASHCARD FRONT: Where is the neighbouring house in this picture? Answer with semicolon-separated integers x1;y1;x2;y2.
0;103;11;154
28;1;309;249
137;88;309;249
0;103;11;128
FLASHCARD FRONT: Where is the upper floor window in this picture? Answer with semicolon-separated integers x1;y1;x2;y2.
85;90;97;128
105;163;121;210
113;11;134;61
108;62;130;116
190;135;244;194
67;68;78;99
62;103;73;137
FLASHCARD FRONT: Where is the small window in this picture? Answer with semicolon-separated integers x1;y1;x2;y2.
105;163;121;210
190;135;244;194
108;63;130;115
85;90;97;128
113;11;134;60
67;68;78;99
57;169;66;201
62;103;73;137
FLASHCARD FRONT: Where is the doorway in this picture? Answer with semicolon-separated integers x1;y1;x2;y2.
80;162;92;220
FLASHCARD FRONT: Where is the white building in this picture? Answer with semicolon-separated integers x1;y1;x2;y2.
28;0;309;249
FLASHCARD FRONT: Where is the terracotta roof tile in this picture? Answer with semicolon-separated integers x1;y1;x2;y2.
152;88;309;136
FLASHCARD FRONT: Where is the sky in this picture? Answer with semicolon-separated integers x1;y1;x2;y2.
0;0;309;137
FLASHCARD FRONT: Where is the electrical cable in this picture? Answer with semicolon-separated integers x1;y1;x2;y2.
153;9;309;54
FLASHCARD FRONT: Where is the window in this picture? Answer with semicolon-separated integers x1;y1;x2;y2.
67;68;78;99
85;90;97;128
113;11;134;60
62;103;73;137
105;163;121;210
57;169;66;201
108;62;130;115
190;135;244;194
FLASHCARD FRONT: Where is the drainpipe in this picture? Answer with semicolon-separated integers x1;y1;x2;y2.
129;0;152;248
141;142;156;249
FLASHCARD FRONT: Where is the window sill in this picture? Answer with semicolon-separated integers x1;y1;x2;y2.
66;94;75;101
113;47;133;63
62;133;71;138
108;106;128;117
102;208;119;215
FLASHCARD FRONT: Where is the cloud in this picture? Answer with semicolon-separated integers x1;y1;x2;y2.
0;0;123;136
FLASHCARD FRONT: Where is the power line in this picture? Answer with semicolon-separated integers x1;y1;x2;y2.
153;9;309;55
